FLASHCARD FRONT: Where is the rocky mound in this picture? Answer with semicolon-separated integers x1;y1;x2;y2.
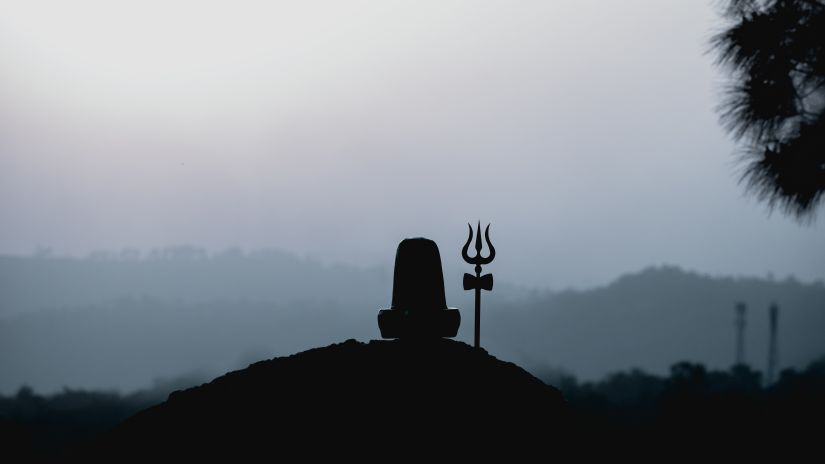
90;339;569;459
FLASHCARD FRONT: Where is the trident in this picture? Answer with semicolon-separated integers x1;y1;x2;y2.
462;222;495;349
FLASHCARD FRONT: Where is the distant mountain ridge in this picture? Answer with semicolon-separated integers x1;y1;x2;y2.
485;265;825;380
2;250;817;314
0;247;390;314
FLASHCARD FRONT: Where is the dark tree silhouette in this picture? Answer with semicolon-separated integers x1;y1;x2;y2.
711;0;825;218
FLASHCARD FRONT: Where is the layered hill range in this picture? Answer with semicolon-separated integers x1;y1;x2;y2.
90;339;568;459
2;249;824;393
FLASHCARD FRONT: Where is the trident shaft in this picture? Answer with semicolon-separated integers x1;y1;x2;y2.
462;222;495;349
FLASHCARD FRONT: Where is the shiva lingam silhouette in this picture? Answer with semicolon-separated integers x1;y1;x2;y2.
377;238;461;339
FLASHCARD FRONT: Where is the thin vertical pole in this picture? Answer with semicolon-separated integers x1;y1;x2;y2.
735;302;746;365
767;303;779;384
474;265;481;349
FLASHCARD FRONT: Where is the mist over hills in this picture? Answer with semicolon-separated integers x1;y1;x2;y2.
0;247;390;314
1;248;823;394
486;266;825;380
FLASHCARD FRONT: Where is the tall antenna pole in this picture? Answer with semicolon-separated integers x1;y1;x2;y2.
735;302;747;366
767;303;779;385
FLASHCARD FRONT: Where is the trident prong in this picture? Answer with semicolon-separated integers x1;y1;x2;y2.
462;222;495;268
462;221;495;349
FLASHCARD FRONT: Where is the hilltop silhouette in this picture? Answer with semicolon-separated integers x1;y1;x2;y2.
87;339;568;459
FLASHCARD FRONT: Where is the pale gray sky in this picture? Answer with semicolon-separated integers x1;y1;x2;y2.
1;0;823;288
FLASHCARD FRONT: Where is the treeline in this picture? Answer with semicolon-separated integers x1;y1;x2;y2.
3;356;824;459
539;356;825;448
0;374;205;460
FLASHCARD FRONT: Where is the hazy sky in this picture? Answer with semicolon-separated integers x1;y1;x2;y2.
1;0;823;289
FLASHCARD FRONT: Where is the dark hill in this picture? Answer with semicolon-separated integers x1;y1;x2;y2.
90;339;569;459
